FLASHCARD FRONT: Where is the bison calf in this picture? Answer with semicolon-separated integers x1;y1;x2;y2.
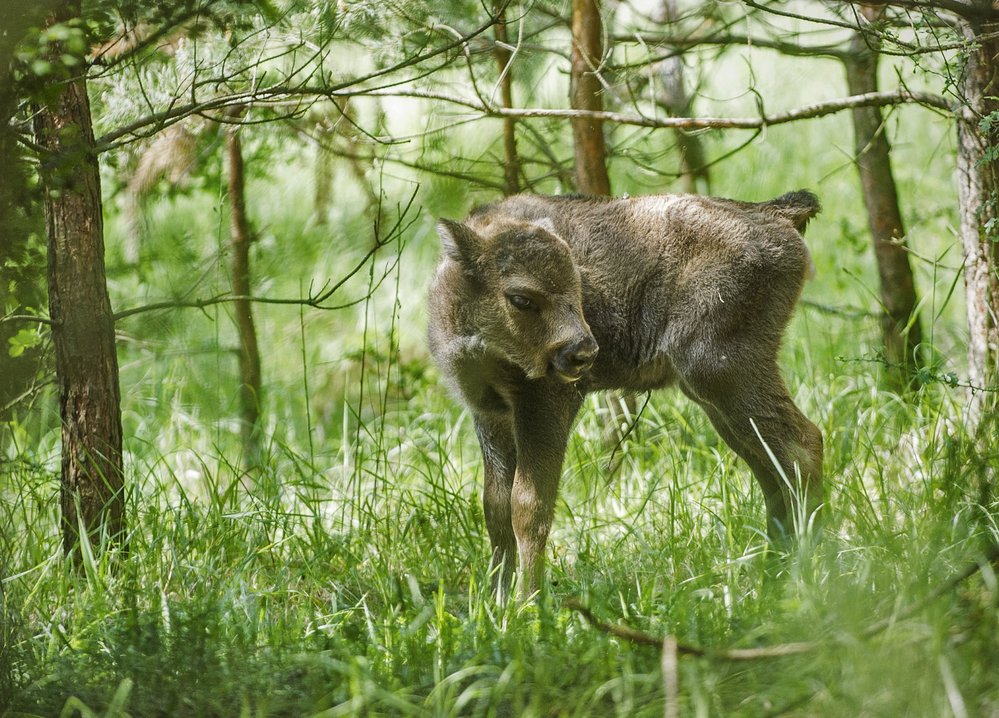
428;191;824;598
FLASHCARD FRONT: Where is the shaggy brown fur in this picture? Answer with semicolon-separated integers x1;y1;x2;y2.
428;190;824;597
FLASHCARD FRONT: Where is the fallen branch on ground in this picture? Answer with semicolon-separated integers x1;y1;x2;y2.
566;599;816;659
568;542;999;659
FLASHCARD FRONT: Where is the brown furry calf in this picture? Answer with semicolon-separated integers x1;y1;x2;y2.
428;191;824;598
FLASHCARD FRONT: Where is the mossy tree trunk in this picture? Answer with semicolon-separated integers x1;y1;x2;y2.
32;2;125;558
955;10;999;427
494;1;521;196
226;109;262;462
844;13;924;387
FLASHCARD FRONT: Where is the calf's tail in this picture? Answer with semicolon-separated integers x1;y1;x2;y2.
764;189;821;234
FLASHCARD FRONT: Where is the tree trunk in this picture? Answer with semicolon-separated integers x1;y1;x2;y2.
226;110;262;461
844;18;924;386
570;0;636;438
570;0;611;195
955;14;999;426
494;2;521;195
32;4;124;557
656;0;709;194
313;116;333;226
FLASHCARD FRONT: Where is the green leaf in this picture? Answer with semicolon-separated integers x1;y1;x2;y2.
30;58;52;77
46;23;72;42
8;327;41;358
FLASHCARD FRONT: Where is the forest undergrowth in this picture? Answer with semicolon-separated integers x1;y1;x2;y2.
3;115;998;717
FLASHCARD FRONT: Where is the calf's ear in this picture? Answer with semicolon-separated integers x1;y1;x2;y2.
437;219;482;266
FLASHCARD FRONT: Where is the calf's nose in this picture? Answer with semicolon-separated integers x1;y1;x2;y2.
554;335;599;376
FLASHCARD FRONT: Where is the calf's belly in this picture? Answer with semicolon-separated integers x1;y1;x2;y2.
588;356;677;393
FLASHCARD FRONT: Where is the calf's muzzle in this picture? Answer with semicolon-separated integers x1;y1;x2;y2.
551;335;599;382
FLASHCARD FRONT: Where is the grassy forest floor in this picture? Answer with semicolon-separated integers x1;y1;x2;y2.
3;94;999;716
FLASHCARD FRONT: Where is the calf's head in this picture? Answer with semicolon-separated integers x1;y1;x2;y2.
437;217;598;382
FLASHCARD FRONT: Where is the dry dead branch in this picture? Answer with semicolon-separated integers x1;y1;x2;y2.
568;543;999;713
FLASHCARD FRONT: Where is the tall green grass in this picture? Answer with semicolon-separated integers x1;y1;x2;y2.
3;79;998;716
3;325;996;715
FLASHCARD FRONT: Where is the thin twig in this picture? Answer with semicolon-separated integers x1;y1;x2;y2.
93;9;509;152
838;355;999;394
112;294;330;321
0;378;55;415
800;299;879;319
0;313;58;327
359;87;951;129
113;187;418;322
861;543;999;638
605;391;651;473
566;599;816;659
488;89;953;128
612;31;850;63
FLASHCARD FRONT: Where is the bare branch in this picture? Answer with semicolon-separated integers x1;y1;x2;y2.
89;7;211;71
93;11;507;152
800;299;879;319
364;87;952;130
611;31;850;62
1;378;55;416
566;599;816;659
321;144;507;192
861;542;999;637
567;541;999;661
843;0;999;22
741;0;863;32
1;313;58;327
114;187;419;322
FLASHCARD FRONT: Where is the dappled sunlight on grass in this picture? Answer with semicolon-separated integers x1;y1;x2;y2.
4;35;997;715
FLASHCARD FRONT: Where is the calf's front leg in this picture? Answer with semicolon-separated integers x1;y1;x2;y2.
473;415;517;597
510;385;583;598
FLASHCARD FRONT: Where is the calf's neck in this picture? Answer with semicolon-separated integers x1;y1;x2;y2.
428;191;824;597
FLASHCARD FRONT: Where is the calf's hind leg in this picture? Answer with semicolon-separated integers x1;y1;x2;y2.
474;415;518;595
683;360;823;539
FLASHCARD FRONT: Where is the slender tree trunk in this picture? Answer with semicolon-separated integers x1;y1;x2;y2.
844;17;924;386
494;3;521;195
570;0;611;195
656;0;709;194
570;0;636;438
313;116;333;226
226;110;262;460
955;14;999;426
32;3;124;557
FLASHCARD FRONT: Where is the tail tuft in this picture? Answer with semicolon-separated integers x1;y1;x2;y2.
765;189;821;233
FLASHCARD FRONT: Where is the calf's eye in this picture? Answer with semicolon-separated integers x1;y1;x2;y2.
507;294;533;310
